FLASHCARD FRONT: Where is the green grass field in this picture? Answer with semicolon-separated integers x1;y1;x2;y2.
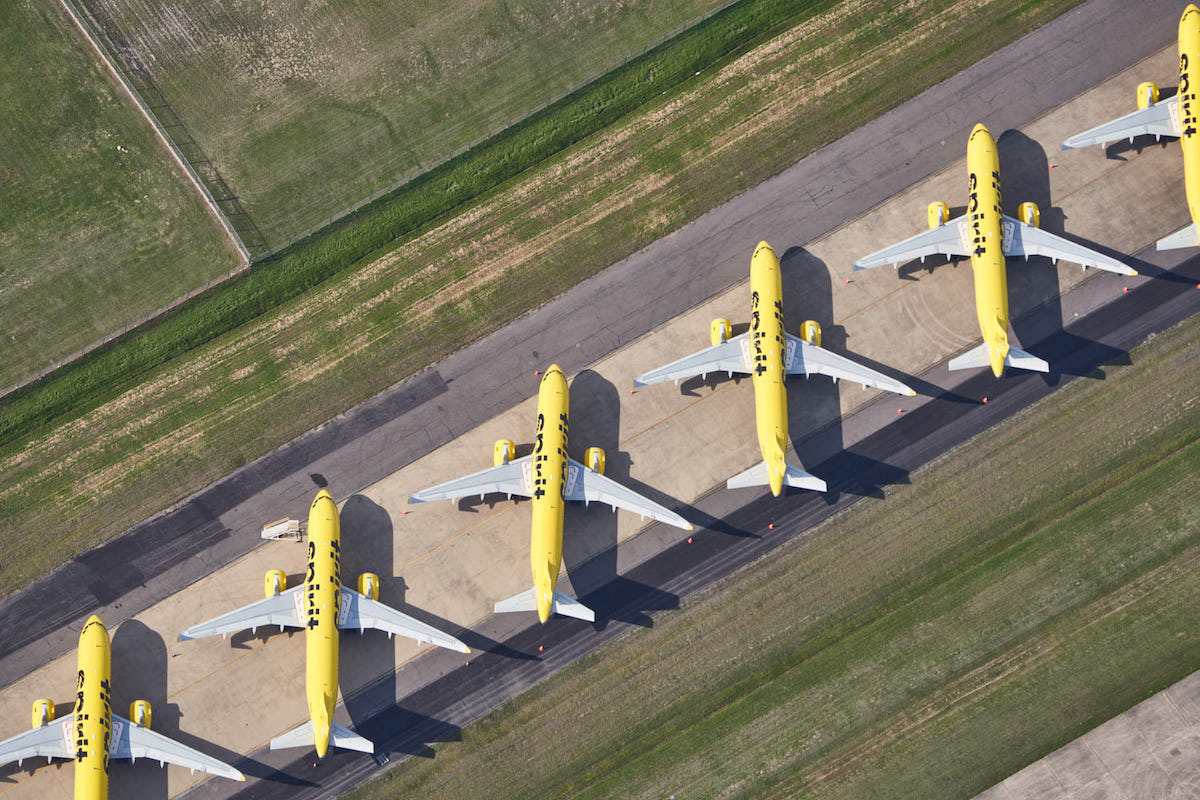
0;0;1086;599
0;0;240;389
343;312;1200;800
85;0;730;246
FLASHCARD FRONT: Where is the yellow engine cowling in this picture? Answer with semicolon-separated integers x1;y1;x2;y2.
130;700;152;729
927;201;950;229
264;569;287;598
358;572;380;601
710;318;732;346
1137;81;1160;110
799;320;822;347
1019;202;1040;228
493;439;516;467
31;700;54;729
584;447;605;475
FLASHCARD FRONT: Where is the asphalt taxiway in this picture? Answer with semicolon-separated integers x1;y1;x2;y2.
0;0;1195;797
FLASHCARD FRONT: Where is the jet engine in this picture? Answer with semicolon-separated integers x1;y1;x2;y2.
927;201;950;229
493;439;516;466
358;572;380;601
31;700;54;729
264;569;287;598
1019;202;1040;228
1137;81;1160;110
584;447;606;475
799;320;822;347
710;318;732;346
130;700;152;729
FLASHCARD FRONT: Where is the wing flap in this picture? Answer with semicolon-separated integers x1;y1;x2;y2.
111;715;243;780
408;457;532;503
1002;216;1136;275
854;216;970;270
786;335;915;396
1061;99;1179;149
0;716;74;766
179;587;304;641
633;334;749;386
337;588;469;653
564;459;691;530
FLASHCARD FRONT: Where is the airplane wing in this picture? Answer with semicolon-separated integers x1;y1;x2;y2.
853;216;971;270
408;457;532;503
178;587;304;641
110;714;244;780
0;716;73;766
1061;98;1180;149
337;588;470;653
564;459;692;530
1001;216;1137;275
785;335;915;396
633;334;750;386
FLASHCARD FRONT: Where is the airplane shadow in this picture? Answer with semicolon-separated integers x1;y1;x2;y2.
338;495;464;758
780;246;913;505
110;620;307;794
562;369;682;631
998;129;1132;384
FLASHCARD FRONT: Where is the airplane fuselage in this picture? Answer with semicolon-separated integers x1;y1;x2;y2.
965;123;1011;378
749;242;790;496
1180;5;1200;224
530;366;569;622
305;490;342;757
73;616;112;800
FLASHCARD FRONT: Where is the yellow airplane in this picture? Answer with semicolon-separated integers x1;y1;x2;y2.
179;490;468;758
1063;4;1200;249
410;365;692;624
0;616;243;799
856;124;1136;377
635;242;915;496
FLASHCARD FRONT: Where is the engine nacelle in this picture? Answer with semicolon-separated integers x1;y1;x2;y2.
1019;201;1040;228
1137;81;1160;110
493;439;516;467
710;318;732;346
130;700;152;729
799;320;822;347
927;201;950;229
358;572;380;601
31;700;54;729
584;446;606;475
265;569;287;598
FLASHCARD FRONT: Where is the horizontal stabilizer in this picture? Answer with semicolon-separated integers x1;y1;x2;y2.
552;591;595;622
331;722;374;754
947;343;990;371
270;720;314;751
947;343;1048;373
494;587;537;614
726;460;826;492
1157;222;1200;251
493;587;595;621
270;720;374;754
1005;345;1049;373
